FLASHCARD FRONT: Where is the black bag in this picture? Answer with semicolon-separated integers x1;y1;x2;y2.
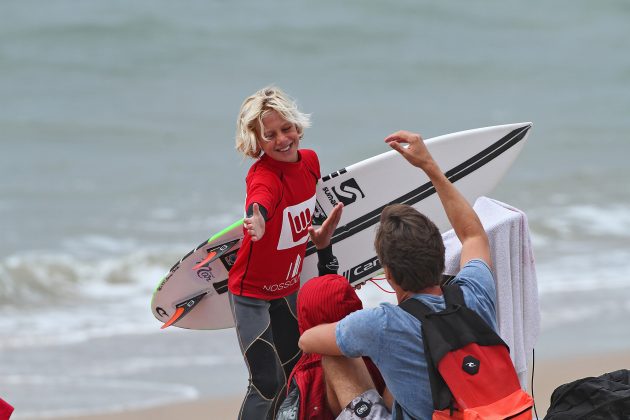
544;369;630;420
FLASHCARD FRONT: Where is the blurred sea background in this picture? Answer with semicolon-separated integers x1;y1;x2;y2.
1;0;630;417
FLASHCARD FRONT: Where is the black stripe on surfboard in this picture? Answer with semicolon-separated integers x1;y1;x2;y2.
306;124;530;257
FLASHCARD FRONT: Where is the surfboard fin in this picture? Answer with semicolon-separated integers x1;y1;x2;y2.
192;238;240;270
192;251;217;270
160;291;208;329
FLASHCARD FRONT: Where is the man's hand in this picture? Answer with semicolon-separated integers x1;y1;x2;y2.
308;203;344;250
384;130;436;171
244;203;265;241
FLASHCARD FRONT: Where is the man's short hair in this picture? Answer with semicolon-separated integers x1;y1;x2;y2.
374;204;445;292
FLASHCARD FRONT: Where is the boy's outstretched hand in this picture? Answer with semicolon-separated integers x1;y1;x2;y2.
244;203;265;241
308;203;344;250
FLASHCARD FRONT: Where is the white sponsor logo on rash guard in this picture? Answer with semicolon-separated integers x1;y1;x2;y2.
277;194;316;250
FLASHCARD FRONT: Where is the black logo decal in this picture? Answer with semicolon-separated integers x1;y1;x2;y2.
325;256;339;273
312;200;328;225
342;256;381;284
220;249;238;271
462;355;480;375
332;178;365;206
322;186;338;206
354;400;372;418
206;239;239;258
156;307;168;318
168;260;182;275
321;168;347;182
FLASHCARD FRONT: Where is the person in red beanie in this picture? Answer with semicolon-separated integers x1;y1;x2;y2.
276;205;385;420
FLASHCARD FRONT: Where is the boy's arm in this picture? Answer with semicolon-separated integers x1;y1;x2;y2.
385;131;491;269
300;204;344;352
308;203;343;275
298;322;344;356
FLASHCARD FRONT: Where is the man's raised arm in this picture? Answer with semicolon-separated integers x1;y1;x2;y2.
385;131;491;269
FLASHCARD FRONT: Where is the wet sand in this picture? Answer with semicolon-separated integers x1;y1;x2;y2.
21;350;629;420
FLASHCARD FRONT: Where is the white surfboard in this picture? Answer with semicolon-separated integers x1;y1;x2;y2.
151;122;532;330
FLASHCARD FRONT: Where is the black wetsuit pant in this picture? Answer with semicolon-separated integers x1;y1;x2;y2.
229;291;301;420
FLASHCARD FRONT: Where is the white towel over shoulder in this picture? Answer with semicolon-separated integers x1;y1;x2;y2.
442;196;540;389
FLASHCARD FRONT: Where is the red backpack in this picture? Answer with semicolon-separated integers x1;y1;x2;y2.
398;284;533;420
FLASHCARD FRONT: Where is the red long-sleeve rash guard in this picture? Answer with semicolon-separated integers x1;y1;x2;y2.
228;149;320;299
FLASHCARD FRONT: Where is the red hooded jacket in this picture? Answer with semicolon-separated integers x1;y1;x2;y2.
287;274;385;420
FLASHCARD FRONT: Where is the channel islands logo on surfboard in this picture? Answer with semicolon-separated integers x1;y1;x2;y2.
278;194;317;250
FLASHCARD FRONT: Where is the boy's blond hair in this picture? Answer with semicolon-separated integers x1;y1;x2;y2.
236;86;311;158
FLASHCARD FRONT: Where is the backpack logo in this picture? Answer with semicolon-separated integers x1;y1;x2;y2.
462;355;480;375
354;400;372;418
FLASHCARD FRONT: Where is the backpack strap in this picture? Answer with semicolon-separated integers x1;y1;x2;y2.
398;283;465;319
442;283;465;308
394;401;411;420
398;295;434;320
398;294;455;415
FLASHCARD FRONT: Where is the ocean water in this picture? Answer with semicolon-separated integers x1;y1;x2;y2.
2;0;630;417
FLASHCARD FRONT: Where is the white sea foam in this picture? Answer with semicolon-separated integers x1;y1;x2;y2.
3;198;630;352
534;204;630;238
79;355;230;376
61;234;141;257
565;204;630;237
528;203;630;241
0;244;186;349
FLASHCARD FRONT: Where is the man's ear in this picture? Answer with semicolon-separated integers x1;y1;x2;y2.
383;266;400;292
383;266;392;281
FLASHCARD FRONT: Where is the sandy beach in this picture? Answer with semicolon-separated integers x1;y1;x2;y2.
18;350;628;420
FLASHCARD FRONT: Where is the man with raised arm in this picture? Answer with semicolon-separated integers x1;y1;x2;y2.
298;130;497;419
